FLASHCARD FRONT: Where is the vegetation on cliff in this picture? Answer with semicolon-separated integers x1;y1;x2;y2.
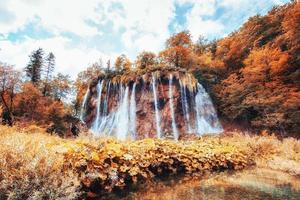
76;1;299;137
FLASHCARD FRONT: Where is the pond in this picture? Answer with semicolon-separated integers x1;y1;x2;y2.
103;168;300;200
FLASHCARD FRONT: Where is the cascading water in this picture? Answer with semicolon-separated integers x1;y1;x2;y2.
83;72;223;140
92;80;104;134
129;83;137;138
183;85;192;133
169;74;178;140
103;81;111;116
179;80;192;133
80;88;90;122
97;81;111;135
195;83;223;134
152;73;162;138
116;86;130;140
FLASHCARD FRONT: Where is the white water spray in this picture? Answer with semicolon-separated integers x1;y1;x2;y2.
169;74;178;140
116;86;130;140
129;83;137;138
152;74;162;138
80;88;90;122
92;80;104;134
88;73;222;140
195;83;223;134
103;81;111;116
179;81;192;133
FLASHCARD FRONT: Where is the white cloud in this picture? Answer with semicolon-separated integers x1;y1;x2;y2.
0;0;290;79
0;0;102;37
0;37;115;79
116;0;175;55
0;0;177;58
184;0;224;40
187;18;224;40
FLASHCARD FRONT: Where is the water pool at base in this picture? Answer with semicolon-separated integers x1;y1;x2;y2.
102;168;300;200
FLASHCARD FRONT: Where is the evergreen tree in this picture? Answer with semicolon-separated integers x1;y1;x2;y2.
43;52;55;96
105;59;111;74
25;48;44;84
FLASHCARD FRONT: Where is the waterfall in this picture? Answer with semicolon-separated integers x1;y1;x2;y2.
116;86;130;140
97;81;111;135
87;72;223;140
129;83;137;138
103;81;111;116
195;83;223;134
92;80;104;134
179;81;192;133
152;73;162;138
169;74;178;140
183;85;192;133
80;87;90;122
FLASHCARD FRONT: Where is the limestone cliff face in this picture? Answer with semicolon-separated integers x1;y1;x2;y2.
81;69;222;140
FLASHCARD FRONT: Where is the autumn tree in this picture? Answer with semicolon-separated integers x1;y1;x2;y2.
25;48;44;84
136;51;157;69
43;52;55;96
166;31;192;48
14;82;42;121
0;63;21;125
159;31;197;69
76;60;104;87
51;73;72;101
74;61;104;115
115;54;131;72
13;82;71;134
194;36;208;55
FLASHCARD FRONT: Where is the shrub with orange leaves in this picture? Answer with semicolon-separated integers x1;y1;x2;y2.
0;126;299;198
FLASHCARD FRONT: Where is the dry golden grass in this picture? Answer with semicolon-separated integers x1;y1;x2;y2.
0;126;81;200
0;126;299;199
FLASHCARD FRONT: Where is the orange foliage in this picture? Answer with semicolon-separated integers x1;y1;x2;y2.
206;2;300;135
13;83;70;134
166;31;192;48
159;46;196;69
135;51;157;69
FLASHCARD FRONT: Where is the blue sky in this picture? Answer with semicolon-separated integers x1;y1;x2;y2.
0;0;290;78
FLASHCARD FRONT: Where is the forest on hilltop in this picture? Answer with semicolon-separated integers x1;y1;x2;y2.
207;2;300;136
0;1;299;137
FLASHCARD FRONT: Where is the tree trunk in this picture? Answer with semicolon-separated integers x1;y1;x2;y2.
0;92;13;126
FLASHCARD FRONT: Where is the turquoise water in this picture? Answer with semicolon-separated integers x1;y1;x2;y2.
103;169;300;200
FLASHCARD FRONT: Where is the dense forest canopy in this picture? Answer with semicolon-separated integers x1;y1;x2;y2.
0;1;299;137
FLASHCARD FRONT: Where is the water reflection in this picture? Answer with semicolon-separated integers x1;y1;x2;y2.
114;168;300;200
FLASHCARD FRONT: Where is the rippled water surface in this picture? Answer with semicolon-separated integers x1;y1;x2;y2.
105;168;300;200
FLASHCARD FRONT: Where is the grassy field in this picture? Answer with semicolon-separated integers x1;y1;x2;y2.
0;125;299;199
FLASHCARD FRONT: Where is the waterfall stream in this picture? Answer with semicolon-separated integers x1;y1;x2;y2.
169;74;178;140
80;88;90;122
116;86;130;140
152;73;162;138
103;81;111;116
195;83;223;134
92;80;104;134
129;83;137;138
179;80;192;133
82;73;223;140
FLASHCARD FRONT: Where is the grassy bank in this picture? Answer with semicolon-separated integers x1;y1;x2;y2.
0;126;299;199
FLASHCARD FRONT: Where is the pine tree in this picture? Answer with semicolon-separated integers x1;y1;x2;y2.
43;52;55;96
25;48;44;84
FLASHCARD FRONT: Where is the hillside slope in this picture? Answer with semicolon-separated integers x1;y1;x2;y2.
200;2;300;136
